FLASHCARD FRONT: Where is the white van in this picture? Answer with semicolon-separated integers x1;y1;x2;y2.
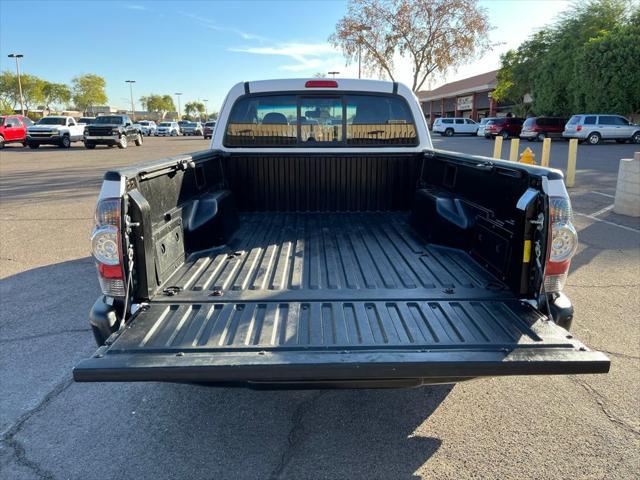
432;117;478;136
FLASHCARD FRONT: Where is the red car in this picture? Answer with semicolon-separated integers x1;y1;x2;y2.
520;116;567;142
203;121;216;140
0;115;34;148
484;117;523;139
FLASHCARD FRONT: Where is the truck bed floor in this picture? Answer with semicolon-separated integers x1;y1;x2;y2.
113;212;554;352
165;212;506;302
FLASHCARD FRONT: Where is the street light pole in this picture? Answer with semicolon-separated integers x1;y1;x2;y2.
203;99;208;119
328;71;340;78
7;53;25;115
358;43;362;79
174;92;182;120
125;80;136;120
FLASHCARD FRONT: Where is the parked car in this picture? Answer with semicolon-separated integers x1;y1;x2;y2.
177;120;190;134
138;120;157;136
181;122;203;136
484;117;524;139
476;117;496;137
83;115;143;149
26;116;85;148
155;121;180;136
0;115;33;148
432;117;478;136
74;78;609;389
563;114;640;145
520;117;567;142
77;117;96;126
203;121;216;139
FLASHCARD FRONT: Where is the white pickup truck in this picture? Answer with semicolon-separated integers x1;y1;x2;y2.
74;78;609;388
26;115;85;148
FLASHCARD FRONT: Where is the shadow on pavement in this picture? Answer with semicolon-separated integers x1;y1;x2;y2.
1;257;451;480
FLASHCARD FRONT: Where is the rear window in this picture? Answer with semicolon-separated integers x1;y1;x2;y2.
523;118;535;128
567;116;580;125
224;93;417;147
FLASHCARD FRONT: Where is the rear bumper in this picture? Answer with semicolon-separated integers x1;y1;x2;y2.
563;132;585;139
519;131;538;139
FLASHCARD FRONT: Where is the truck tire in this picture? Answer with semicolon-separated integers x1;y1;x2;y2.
536;132;546;141
444;128;454;137
0;135;4;149
501;130;509;140
118;135;128;149
60;135;71;148
134;133;143;146
632;131;640;144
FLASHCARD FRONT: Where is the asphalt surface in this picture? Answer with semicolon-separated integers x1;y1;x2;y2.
0;136;638;480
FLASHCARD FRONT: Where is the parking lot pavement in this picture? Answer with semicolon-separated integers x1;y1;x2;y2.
1;137;639;479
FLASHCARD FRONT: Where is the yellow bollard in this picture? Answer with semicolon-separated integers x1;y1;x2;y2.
493;136;503;159
519;147;536;165
541;138;551;167
566;139;578;187
509;138;520;162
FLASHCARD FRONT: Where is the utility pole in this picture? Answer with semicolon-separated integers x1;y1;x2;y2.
7;53;25;115
328;71;340;78
125;80;136;120
203;99;208;119
174;92;182;120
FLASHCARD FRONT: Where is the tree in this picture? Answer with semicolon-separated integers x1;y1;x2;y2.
208;111;219;120
330;0;491;91
491;31;551;115
184;101;205;119
72;74;107;114
42;82;71;113
140;94;176;120
0;71;46;113
493;0;637;116
572;15;640;114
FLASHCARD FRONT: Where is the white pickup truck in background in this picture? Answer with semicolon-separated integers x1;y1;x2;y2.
26;115;85;148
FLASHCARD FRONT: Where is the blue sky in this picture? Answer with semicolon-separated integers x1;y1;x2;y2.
0;0;571;112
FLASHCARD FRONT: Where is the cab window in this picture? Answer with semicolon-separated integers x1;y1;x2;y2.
224;93;417;147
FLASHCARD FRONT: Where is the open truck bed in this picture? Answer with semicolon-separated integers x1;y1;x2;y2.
74;212;608;386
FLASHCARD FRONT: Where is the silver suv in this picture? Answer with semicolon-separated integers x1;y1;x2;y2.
563;114;640;145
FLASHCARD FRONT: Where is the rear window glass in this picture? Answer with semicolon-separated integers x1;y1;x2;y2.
568;116;580;125
224;94;417;147
523;118;535;127
584;116;596;125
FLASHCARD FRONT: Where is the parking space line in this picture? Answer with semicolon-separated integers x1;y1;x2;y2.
591;191;615;199
590;204;615;217
574;212;640;234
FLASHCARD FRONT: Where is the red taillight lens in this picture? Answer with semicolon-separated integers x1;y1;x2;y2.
544;196;578;292
576;125;582;132
92;198;125;296
305;80;338;88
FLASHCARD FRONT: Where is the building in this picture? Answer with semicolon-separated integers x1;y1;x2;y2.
417;70;518;126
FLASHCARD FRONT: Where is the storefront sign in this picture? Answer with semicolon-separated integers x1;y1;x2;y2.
457;95;473;111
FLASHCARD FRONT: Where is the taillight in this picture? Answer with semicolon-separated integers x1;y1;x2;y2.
545;196;578;292
576;125;582;132
92;198;125;297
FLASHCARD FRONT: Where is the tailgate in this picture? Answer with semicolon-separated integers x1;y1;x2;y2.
73;300;609;385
